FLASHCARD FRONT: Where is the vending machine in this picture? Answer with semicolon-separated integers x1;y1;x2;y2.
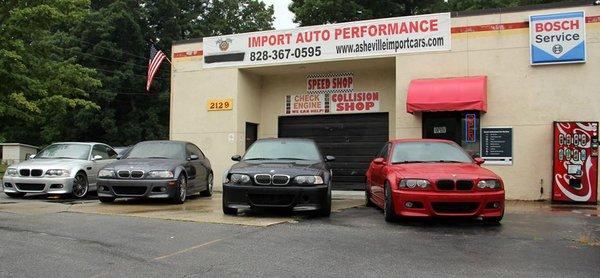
552;122;599;204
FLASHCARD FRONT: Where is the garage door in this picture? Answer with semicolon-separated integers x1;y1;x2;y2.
278;113;389;190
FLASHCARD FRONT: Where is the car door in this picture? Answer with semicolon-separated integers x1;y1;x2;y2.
89;144;116;187
187;144;208;191
370;143;390;204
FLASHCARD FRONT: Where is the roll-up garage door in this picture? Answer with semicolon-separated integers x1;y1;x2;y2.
278;113;389;190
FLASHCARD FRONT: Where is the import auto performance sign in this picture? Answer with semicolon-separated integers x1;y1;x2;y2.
203;13;451;68
530;11;586;65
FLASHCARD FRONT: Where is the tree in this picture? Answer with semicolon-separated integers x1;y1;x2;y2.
290;0;569;26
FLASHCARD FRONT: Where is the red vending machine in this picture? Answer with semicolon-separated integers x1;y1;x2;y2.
552;122;599;204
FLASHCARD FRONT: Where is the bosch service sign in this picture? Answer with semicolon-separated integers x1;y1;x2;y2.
203;13;451;68
529;11;586;65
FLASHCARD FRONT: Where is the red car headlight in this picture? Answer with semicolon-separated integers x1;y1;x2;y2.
477;179;502;189
399;179;430;189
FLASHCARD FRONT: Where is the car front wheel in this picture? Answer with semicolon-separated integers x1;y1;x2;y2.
171;175;187;204
222;195;238;215
200;172;213;197
384;183;399;223
72;172;89;198
365;183;375;207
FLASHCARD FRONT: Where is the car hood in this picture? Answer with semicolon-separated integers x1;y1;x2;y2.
229;160;326;176
10;159;88;169
390;163;500;180
107;158;182;172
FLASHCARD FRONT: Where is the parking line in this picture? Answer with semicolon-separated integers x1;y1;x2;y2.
153;237;226;261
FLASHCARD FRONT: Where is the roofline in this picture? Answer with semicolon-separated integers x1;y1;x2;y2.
172;1;596;46
0;143;39;149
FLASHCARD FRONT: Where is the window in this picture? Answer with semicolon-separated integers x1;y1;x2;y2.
92;145;110;160
243;140;322;161
107;147;118;159
186;144;204;159
125;142;184;160
36;144;91;160
391;142;472;164
377;143;390;159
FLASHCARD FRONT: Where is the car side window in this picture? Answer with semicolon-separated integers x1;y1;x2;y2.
185;144;198;158
378;143;390;160
191;144;205;159
106;147;118;159
92;145;109;160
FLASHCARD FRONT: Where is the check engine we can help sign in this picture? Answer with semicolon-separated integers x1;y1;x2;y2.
530;11;586;65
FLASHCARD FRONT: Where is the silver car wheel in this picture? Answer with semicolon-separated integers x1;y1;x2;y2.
73;173;89;198
208;173;213;194
179;176;187;202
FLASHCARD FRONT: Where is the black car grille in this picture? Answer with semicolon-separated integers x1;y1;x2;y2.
254;174;272;185
15;183;45;191
248;194;294;206
112;186;147;196
130;170;144;179
31;169;43;177
456;180;474;191
432;202;479;213
436;180;454;190
118;171;131;178
272;175;290;185
435;180;474;191
19;169;30;177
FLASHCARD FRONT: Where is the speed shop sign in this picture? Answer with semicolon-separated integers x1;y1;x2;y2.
529;11;586;65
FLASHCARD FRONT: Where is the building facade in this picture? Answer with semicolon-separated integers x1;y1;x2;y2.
0;143;38;165
170;3;600;201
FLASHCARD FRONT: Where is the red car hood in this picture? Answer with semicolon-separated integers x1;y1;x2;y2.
390;163;500;180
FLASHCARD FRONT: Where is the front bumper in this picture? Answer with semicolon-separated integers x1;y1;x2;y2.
392;189;505;218
223;183;329;211
97;178;178;199
2;176;76;195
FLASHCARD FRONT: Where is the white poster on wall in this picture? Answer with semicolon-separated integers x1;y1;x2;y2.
203;13;451;68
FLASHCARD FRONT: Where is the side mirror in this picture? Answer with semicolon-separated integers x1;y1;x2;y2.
231;155;242;161
324;155;335;162
28;154;36;160
116;154;123;160
189;154;199;161
474;157;485;165
92;155;103;161
373;157;385;165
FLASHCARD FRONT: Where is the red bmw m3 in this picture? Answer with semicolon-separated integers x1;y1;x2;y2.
365;139;505;223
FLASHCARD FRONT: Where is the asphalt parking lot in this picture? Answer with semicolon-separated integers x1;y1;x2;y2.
0;192;599;278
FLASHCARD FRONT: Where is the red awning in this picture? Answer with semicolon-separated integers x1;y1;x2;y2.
406;76;487;113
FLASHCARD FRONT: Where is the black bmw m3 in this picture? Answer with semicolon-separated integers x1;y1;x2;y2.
222;138;335;217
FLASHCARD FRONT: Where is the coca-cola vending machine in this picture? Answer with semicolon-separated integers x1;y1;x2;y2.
552;122;599;204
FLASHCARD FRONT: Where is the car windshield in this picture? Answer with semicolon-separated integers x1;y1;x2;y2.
391;142;473;164
243;140;322;161
124;142;183;159
36;144;91;160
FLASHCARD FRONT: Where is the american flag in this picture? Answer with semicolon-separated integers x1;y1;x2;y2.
146;44;167;91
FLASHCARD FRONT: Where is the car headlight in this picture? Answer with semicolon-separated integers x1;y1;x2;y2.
45;169;71;177
399;179;430;189
228;174;251;184
477;179;501;189
146;170;174;179
6;168;18;177
294;175;324;185
98;169;116;179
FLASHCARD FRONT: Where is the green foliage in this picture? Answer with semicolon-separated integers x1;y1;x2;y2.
0;0;274;147
290;0;569;26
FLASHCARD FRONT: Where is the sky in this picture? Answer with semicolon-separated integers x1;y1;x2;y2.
262;0;298;30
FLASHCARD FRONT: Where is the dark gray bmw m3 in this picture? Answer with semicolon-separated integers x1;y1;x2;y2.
97;140;213;204
222;138;335;217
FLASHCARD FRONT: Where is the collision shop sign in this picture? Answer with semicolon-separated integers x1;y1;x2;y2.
203;13;451;68
530;11;586;65
285;92;380;115
307;72;354;93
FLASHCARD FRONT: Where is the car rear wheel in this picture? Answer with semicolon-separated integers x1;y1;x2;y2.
171;175;187;204
5;192;26;198
99;196;115;203
384;183;399;223
200;172;213;197
72;172;89;198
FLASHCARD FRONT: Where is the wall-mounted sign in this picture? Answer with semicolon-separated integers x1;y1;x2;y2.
530;11;586;65
481;127;513;165
307;72;354;93
206;99;233;111
285;92;380;115
203;13;451;68
465;113;477;143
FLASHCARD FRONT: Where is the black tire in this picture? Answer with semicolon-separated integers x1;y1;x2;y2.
483;210;504;225
222;194;238;215
200;172;213;197
316;186;332;217
365;184;375;207
99;196;115;203
5;192;26;198
384;183;399;223
71;172;89;199
170;174;187;204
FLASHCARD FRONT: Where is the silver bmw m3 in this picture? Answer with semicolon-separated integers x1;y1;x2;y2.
2;142;117;198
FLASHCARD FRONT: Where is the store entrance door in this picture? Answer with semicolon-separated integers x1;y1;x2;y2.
422;112;462;144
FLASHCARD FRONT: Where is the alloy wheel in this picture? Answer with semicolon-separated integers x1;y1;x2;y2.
73;174;89;198
179;176;187;202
